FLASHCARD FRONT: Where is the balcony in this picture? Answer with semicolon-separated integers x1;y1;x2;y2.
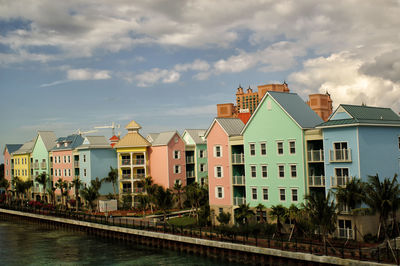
49;161;53;167
308;175;325;187
336;228;354;239
74;161;79;168
233;197;246;206
186;156;195;164
121;159;131;166
232;175;245;185
33;163;39;170
338;204;351;214
133;187;145;194
329;149;352;162
133;174;145;179
121;174;131;180
331;176;352;187
40;162;47;169
231;154;244;164
186;171;195;178
133;159;145;165
307;150;324;162
122;188;132;193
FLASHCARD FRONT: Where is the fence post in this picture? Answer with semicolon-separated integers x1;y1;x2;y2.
359;244;362;261
377;247;380;263
255;234;258;246
199;227;202;238
295;237;298;252
164;223;166;233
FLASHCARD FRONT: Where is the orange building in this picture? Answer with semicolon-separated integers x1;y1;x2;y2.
306;93;333;121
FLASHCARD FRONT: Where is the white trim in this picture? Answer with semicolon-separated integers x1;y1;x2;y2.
262;187;269;201
260;142;267;156
249;142;256;156
279;188;286;202
261;164;268;178
215;186;224;199
214;165;223;178
276;141;284;156
291;188;298;202
214;145;222;158
250;164;257;178
278;164;285;178
288;140;296;155
289;164;297;179
251;187;258;200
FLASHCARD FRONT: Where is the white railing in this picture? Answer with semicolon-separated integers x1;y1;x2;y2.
74;161;79;168
336;228;354;239
307;150;324;162
331;175;352;187
186;171;195;178
133;159;145;165
33;163;39;169
40;162;47;169
121;174;131;180
233;197;246;206
308;175;325;187
232;175;245;185
329;149;352;162
133;174;145;179
121;159;130;166
338;204;351;213
231;154;244;164
186;156;194;164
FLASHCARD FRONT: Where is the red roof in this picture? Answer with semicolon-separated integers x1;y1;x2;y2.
109;135;119;141
238;112;251;124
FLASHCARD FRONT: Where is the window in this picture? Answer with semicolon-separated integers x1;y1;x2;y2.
263;188;268;200
84;169;87;177
277;141;284;155
260;142;266;156
200;163;207;172
292;189;298;202
175;179;182;186
280;188;286;201
200;178;205;186
83;155;86;163
64;142;68;147
252;187;257;200
68;169;71;177
174;165;181;174
261;165;268;178
215;166;223;178
173;150;180;159
289;141;296;154
68;156;71;163
338;219;352;238
398;136;400;150
290;165;297;178
249;143;256;156
199;150;206;158
278;165;285;178
64;169;67;176
216;186;224;199
63;156;66;163
214;145;222;157
250;165;257;178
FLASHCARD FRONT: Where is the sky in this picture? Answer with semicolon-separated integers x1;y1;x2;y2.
1;0;400;162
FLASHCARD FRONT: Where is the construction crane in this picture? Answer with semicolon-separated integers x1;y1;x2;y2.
94;122;120;136
76;129;98;135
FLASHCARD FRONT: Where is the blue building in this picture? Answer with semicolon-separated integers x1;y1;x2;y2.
77;136;118;196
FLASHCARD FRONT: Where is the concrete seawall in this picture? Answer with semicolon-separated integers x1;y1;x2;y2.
0;208;390;265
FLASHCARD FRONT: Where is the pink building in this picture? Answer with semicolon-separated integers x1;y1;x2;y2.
2;144;23;188
204;118;245;224
147;131;186;189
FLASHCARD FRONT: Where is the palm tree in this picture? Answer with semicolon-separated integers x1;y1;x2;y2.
217;211;231;225
185;183;208;222
173;182;184;209
153;185;173;223
71;177;82;211
80;180;102;212
47;186;56;206
35;172;49;202
334;177;364;213
13;177;33;206
303;192;337;252
269;204;287;236
256;203;266;223
139;176;156;212
103;166;118;199
137;194;149;216
285;204;302;241
234;203;255;226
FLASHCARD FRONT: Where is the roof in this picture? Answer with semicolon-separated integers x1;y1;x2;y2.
114;131;150;148
146;133;159;143
125;120;141;130
183;129;206;145
318;104;400;127
12;139;34;155
77;136;112;149
109;135;119;141
4;144;23;155
148;131;180;146
37;131;57;151
52;134;84;151
205;118;245;138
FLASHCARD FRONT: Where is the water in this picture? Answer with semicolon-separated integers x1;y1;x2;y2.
0;219;240;265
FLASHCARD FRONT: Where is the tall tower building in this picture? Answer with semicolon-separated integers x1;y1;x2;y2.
306;93;333;121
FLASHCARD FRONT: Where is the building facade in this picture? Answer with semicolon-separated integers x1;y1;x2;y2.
3;144;23;189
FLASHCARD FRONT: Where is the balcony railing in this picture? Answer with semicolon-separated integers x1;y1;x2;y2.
308;175;325;187
133;159;145;165
121;174;131;180
336;228;354;239
329;149;352;162
133;187;145;194
331;175;352;187
121;159;131;166
49;162;53;167
40;162;47;169
233;197;246;206
307;150;324;162
232;175;245;185
33;163;39;170
186;156;195;164
232;153;244;164
133;174;145;179
74;161;79;168
338;204;351;214
122;188;132;193
186;171;195;178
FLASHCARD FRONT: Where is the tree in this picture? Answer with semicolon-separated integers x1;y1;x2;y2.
185;183;208;223
217;211;231;225
35;172;49;202
269;204;287;236
303;192;337;252
334;177;364;213
234;203;255;226
256;203;266;223
140;176;156;213
137;194;149;216
284;204;302;241
173;182;184;209
71;177;82;211
103;166;118;199
80;180;102;212
13;176;33;206
47;186;56;206
153;185;173;223
55;178;66;208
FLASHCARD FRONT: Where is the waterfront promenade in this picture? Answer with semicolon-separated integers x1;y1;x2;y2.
0;207;392;265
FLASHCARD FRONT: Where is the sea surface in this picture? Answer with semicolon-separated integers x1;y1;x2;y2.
0;219;240;265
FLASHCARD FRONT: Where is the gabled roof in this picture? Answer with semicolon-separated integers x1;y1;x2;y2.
37;131;57;151
146;133;160;143
205;118;245;138
114;131;150;148
242;91;323;134
318;104;400;127
12;139;34;155
4;144;23;155
182;129;207;145
77;136;112;149
52;134;84;151
125;120;141;130
148;131;180;146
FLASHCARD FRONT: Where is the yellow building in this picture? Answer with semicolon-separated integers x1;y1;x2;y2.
114;120;151;206
11;139;35;198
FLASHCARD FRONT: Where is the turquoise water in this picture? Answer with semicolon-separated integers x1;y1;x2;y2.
0;220;240;265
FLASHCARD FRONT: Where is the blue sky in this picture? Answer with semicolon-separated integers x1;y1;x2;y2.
1;0;400;162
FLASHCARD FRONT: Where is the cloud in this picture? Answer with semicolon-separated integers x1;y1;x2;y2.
359;49;400;83
135;68;180;87
174;59;209;72
67;68;111;80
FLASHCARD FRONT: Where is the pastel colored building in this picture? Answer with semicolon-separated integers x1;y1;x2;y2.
77;136;117;196
242;91;323;209
3;144;23;189
51;134;84;202
147;131;187;189
205;118;245;223
182;129;208;186
12;139;35;183
31;131;57;201
317;104;400;239
115;120;151;206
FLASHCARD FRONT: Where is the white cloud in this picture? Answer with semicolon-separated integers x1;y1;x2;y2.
135;68;180;87
67;68;111;80
174;59;210;72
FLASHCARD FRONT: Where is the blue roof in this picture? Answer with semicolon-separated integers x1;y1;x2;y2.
5;144;23;154
52;134;84;150
268;91;323;128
